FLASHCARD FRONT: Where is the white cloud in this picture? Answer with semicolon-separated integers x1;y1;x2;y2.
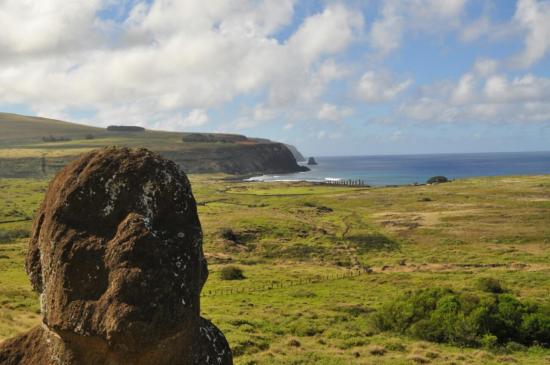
253;104;278;121
265;6;361;106
288;4;363;63
473;58;499;76
460;16;492;42
370;0;468;57
389;130;403;141
399;97;459;123
370;1;403;56
410;0;468;29
421;0;468;18
0;1;363;129
234;116;261;130
399;71;550;123
180;109;209;127
510;0;550;68
0;0;103;56
357;71;412;103
317;103;353;121
366;0;550;116
461;0;550;69
1;0;546;137
483;74;550;103
456;0;550;74
450;73;477;105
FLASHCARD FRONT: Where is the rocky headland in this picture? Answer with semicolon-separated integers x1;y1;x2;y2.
0;113;308;178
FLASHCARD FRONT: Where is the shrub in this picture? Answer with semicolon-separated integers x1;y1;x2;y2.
290;320;324;336
219;266;245;280
316;205;333;213
505;341;527;353
289;339;301;347
301;201;332;212
181;133;247;143
480;334;498;350
477;277;505;293
42;135;71;142
372;287;550;348
368;345;386;356
106;125;145;132
219;227;238;242
520;311;550;345
425;351;439;359
427;176;449;184
384;341;406;352
0;229;30;243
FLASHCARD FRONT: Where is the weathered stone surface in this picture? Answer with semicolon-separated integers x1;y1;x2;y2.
0;147;232;365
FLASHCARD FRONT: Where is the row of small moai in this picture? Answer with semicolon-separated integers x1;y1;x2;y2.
323;179;369;187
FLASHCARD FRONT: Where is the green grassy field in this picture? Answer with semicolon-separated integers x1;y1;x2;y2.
1;174;550;364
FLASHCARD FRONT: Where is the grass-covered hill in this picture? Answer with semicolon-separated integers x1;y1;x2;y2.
1;174;549;364
0;112;307;178
0;113;102;142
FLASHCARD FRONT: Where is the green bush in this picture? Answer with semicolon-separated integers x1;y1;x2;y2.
0;228;30;243
480;334;498;350
219;227;238;242
477;277;505;293
372;287;550;348
520;311;550;345
427;176;449;184
290;319;324;336
219;266;245;280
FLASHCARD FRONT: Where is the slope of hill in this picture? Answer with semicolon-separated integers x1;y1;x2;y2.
285;144;306;162
0;113;101;142
0;113;308;178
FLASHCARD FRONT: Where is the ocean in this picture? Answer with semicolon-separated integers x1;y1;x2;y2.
247;151;550;186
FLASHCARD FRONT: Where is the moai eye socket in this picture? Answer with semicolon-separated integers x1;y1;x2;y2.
65;246;108;302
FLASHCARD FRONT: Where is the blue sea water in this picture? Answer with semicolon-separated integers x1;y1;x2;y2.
247;151;550;186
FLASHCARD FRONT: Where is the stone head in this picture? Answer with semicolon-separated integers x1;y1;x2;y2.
26;147;208;350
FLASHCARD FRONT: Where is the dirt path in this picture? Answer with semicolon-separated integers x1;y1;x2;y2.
372;262;550;273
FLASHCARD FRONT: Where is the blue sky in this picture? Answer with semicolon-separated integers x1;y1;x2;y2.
0;0;549;156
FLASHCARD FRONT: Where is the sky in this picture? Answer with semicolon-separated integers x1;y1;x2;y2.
0;0;549;156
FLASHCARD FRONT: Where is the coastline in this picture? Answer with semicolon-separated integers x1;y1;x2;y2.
244;151;550;187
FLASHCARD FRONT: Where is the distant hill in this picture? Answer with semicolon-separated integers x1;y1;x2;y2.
0;113;101;141
0;113;308;178
285;144;306;162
